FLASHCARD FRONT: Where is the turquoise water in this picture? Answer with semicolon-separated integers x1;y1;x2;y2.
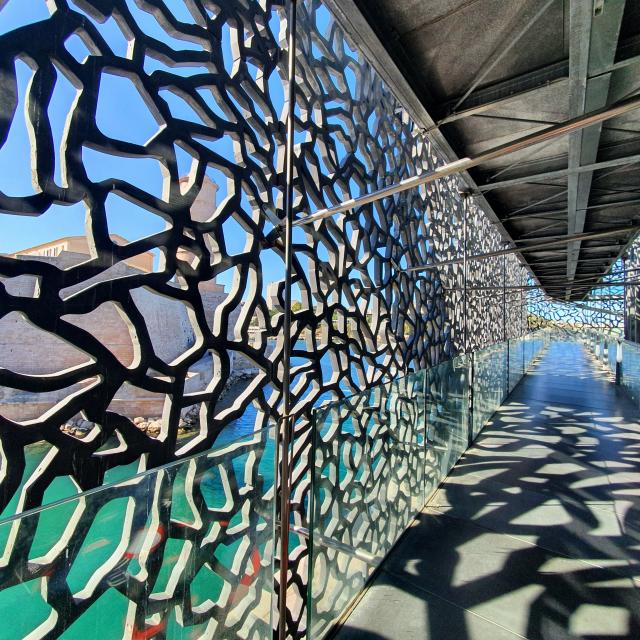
0;431;277;639
0;343;345;638
0;343;344;640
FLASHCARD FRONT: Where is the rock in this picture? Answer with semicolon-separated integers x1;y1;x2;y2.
146;420;161;436
181;405;199;419
133;416;145;425
73;428;87;438
77;419;92;431
181;406;199;425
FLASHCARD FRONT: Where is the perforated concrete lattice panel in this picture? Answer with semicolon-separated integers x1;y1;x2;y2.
0;0;529;637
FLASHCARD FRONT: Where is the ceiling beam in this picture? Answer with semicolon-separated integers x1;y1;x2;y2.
576;245;627;254
434;60;569;127
478;153;640;192
503;196;640;220
606;53;640;73
436;38;640;129
531;256;613;268
447;0;558;116
565;0;626;296
406;225;639;272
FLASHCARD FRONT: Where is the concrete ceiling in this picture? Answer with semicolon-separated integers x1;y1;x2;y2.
353;0;640;300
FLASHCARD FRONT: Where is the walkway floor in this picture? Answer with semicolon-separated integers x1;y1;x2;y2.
334;339;640;640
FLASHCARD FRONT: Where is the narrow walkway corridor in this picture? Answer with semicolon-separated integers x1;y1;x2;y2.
334;339;640;639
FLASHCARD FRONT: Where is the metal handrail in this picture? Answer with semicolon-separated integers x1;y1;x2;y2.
291;96;640;228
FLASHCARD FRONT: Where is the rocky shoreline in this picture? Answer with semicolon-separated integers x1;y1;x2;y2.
60;371;256;440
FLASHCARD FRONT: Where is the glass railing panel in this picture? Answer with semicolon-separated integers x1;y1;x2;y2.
620;341;640;405
508;338;525;393
588;331;601;358
307;371;426;639
0;428;276;639
523;335;532;372
472;342;508;438
608;338;618;374
599;336;607;364
306;332;548;638
523;331;545;372
424;355;470;498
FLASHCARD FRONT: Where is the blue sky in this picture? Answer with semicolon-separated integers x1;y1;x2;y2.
0;0;286;294
0;0;387;302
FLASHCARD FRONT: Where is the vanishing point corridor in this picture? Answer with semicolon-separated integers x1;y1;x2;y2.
335;339;640;639
2;1;640;637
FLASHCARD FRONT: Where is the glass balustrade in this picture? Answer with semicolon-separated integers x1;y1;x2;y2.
608;337;618;374
307;370;427;639
508;338;525;394
0;428;277;639
424;356;470;498
0;329;549;640
307;332;547;638
620;340;640;405
585;330;640;408
472;341;508;439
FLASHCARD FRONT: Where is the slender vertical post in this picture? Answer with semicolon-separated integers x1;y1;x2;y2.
632;269;637;343
422;369;429;498
468;351;475;447
462;195;468;355
502;251;507;343
521;281;525;373
462;194;473;446
503;248;508;398
633;269;638;343
631;277;635;343
278;2;297;638
623;255;628;340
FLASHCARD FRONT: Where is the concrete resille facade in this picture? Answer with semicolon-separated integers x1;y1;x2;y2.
0;177;242;421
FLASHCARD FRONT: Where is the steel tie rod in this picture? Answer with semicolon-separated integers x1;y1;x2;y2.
291;96;640;228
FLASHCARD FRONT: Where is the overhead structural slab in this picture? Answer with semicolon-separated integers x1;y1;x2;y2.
346;0;640;300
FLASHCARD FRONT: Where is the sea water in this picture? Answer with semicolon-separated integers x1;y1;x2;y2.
0;343;366;637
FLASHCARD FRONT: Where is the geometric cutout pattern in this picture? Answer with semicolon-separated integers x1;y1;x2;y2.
0;0;530;637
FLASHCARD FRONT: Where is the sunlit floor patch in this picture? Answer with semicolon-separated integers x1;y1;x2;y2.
334;340;640;640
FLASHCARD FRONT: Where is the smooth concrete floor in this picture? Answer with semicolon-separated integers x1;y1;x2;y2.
334;340;640;640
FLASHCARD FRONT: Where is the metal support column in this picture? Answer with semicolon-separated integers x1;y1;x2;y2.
503;248;508;398
623;255;628;341
502;251;507;342
468;351;475;446
462;195;469;355
277;2;297;638
461;194;474;447
520;281;525;372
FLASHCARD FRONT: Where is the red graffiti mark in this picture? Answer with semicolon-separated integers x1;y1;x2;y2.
124;524;166;559
239;547;261;588
131;619;166;640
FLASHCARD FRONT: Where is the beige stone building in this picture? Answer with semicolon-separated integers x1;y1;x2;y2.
0;177;249;423
9;234;154;272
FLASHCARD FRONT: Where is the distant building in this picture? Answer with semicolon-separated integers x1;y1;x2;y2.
9;234;154;273
0;177;248;423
